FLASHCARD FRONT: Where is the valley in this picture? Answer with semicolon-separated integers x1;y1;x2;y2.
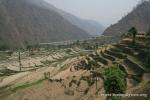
0;34;150;100
0;0;150;100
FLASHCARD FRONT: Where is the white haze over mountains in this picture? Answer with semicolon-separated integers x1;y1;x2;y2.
44;0;140;27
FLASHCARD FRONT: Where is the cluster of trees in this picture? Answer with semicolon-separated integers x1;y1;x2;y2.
121;27;150;69
147;29;150;36
123;27;150;68
139;39;150;67
0;44;9;51
104;64;127;100
74;40;99;50
140;48;150;67
121;27;138;46
122;27;150;45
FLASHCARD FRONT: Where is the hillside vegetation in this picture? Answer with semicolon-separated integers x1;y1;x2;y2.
103;1;150;36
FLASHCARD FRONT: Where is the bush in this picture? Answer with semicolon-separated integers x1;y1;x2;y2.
0;44;9;51
139;48;150;67
104;64;127;100
147;29;150;36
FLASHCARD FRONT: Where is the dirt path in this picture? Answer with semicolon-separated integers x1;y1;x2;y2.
0;72;30;87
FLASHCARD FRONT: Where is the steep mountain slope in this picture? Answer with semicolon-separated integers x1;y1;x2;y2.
60;13;105;36
58;12;105;36
0;0;90;49
43;1;105;36
103;1;150;36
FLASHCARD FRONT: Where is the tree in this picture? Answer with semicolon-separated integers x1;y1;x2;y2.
95;43;99;49
76;40;80;45
82;40;88;46
139;47;150;66
128;27;137;46
18;50;22;71
0;44;9;51
104;64;127;100
147;29;150;36
120;33;125;39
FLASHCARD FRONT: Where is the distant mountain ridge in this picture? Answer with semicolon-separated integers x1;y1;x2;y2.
43;1;105;36
0;0;90;49
103;1;150;36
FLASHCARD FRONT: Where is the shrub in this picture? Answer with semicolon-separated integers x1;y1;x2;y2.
139;48;150;67
0;44;9;51
104;64;127;100
147;29;150;36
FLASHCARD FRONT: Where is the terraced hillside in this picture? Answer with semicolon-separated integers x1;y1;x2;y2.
76;36;150;90
0;48;105;100
0;35;149;100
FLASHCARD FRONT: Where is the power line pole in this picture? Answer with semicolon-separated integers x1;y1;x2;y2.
95;72;97;90
18;50;22;71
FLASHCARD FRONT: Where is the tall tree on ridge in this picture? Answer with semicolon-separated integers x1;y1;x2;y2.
128;27;137;46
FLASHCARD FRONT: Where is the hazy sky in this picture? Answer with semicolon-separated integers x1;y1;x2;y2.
45;0;140;27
